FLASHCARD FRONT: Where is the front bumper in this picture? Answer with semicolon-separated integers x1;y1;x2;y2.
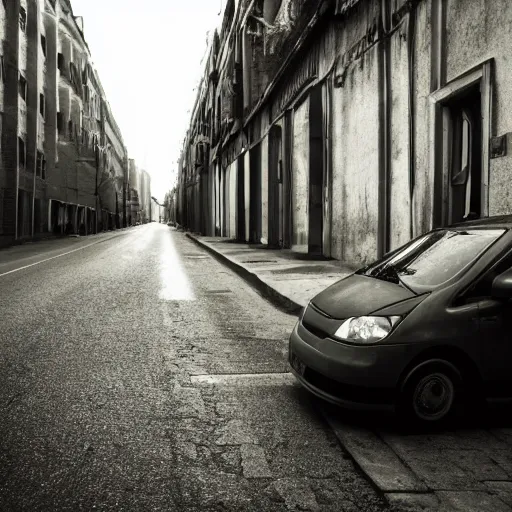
289;320;412;411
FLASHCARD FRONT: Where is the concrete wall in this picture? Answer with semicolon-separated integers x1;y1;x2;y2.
291;96;309;252
333;46;380;265
411;0;433;237
389;25;412;250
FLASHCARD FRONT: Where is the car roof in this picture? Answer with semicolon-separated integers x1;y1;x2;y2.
448;215;512;230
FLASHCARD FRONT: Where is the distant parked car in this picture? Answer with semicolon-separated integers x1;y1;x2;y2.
289;215;512;426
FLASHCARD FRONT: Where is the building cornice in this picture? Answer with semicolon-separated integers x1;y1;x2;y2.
243;0;332;127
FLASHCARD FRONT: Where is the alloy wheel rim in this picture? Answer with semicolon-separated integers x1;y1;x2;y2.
412;372;455;421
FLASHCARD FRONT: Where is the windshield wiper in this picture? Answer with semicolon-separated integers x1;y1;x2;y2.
370;264;417;294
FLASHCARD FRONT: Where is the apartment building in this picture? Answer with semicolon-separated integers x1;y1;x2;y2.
0;0;130;246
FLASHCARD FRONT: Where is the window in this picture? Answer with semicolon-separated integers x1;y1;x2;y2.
18;138;26;169
41;35;47;57
465;249;512;300
18;74;27;101
40;93;45;118
36;151;46;179
57;53;64;72
19;7;27;32
57;112;64;134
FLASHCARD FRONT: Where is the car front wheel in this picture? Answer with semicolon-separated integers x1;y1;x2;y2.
398;361;463;427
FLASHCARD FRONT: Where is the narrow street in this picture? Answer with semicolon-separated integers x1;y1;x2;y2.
0;224;389;511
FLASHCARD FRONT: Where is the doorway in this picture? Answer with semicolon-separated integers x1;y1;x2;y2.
308;85;324;255
446;86;482;224
431;61;492;228
268;125;282;248
249;144;262;244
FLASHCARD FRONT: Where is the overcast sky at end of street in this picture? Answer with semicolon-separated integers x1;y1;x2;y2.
70;0;226;203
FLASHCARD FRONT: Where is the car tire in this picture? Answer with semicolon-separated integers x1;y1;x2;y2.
397;360;463;428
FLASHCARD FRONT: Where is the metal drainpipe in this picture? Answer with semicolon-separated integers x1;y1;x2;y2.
378;0;391;257
407;3;417;240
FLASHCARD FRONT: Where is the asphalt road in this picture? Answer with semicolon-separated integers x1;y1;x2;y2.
0;224;391;511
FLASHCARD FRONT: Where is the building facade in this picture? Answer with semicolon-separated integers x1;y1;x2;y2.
126;159;152;225
0;0;130;247
177;0;512;267
139;169;151;223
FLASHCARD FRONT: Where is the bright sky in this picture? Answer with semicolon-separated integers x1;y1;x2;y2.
70;0;226;203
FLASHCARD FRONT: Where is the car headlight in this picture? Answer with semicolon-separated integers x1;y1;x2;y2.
333;316;401;344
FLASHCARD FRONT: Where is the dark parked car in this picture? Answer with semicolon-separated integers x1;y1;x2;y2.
289;215;512;425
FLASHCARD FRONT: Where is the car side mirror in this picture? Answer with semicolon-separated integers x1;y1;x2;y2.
491;268;512;299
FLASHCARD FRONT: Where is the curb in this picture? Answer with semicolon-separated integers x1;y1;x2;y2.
186;233;303;316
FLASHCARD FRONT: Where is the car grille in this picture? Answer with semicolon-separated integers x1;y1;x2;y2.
301;320;328;339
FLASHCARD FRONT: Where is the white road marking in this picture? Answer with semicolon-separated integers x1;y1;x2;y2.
190;373;297;386
0;236;121;278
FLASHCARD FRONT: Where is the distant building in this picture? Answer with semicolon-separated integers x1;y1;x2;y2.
150;197;163;223
139;170;151;223
127;158;140;225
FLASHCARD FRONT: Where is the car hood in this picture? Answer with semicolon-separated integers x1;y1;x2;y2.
311;274;424;319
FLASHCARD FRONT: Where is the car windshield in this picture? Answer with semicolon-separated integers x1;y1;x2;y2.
356;228;506;293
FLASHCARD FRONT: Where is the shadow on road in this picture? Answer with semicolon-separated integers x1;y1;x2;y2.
312;396;512;436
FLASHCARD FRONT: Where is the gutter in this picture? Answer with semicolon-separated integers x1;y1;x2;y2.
243;0;332;128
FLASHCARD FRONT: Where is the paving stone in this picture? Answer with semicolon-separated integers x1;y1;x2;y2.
214;419;257;445
240;444;272;478
271;478;320;511
444;449;509;481
323;410;427;492
489;451;512;477
382;430;507;457
175;441;198;460
172;385;207;418
436;491;512;511
404;450;484;490
486;482;512;507
385;492;441;511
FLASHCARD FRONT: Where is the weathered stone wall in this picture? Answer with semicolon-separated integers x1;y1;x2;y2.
291;95;309;252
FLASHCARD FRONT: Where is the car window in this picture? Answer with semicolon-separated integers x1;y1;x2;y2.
465;250;512;299
358;228;505;294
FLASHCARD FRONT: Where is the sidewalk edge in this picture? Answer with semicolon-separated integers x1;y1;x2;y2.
186;233;303;315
